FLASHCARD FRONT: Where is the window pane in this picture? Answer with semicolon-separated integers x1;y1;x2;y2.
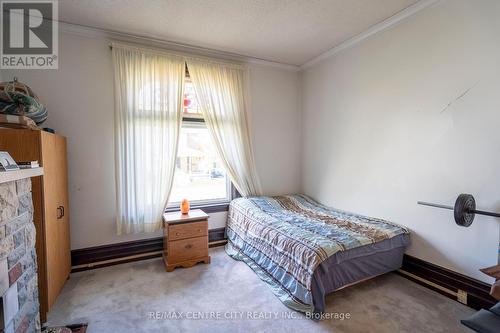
183;78;202;116
168;123;229;204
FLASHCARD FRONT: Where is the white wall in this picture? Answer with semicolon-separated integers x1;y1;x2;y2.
301;0;500;283
249;65;302;195
0;30;301;250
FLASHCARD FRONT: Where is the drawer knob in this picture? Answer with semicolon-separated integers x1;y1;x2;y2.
185;244;193;249
176;232;180;236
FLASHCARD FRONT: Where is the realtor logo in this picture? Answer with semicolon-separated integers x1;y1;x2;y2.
1;0;58;69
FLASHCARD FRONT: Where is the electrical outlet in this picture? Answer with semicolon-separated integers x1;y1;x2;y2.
457;289;467;304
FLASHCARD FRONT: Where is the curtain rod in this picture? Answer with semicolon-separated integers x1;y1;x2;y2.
108;42;246;70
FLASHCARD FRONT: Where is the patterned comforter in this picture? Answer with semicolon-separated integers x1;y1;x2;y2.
225;194;410;314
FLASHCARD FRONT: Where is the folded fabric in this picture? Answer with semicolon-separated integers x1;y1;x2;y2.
0;79;47;124
0;114;38;129
480;264;500;300
490;280;500;301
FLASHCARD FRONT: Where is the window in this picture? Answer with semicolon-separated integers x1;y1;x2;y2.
167;77;233;209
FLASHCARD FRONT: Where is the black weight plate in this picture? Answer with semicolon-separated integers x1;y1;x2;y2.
454;194;475;227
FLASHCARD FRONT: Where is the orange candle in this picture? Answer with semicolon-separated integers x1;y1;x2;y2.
180;199;190;214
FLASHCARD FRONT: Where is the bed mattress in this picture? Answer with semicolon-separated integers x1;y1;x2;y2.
225;194;410;314
310;233;410;313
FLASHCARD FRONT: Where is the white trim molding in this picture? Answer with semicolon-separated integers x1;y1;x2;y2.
300;0;441;70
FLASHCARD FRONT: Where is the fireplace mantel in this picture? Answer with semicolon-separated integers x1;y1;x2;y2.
0;168;43;185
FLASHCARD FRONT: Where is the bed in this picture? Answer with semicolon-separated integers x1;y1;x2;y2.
225;194;410;315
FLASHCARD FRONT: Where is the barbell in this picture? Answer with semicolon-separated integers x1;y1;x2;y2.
418;194;500;227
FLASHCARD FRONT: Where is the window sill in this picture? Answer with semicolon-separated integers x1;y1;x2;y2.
165;202;230;214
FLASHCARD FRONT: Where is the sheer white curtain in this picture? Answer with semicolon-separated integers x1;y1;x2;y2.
112;43;185;234
186;58;261;197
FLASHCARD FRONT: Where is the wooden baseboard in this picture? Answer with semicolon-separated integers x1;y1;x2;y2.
71;229;496;311
397;254;496;310
71;227;227;272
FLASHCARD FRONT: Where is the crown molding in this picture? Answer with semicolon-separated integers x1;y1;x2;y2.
57;21;300;72
300;0;440;70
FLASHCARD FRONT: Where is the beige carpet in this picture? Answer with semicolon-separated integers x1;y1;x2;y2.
47;247;474;333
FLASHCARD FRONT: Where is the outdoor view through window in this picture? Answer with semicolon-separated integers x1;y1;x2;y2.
168;78;230;205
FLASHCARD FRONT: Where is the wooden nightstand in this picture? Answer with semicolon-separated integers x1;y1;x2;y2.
162;209;211;272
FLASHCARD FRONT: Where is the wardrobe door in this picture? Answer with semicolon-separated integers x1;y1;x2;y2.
41;132;71;309
55;135;71;293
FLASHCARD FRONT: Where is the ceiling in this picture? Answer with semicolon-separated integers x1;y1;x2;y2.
59;0;419;66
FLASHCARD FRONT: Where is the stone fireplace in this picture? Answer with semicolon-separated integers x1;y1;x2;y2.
0;171;41;333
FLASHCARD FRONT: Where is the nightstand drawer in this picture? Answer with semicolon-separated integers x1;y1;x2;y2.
168;220;207;241
168;236;208;264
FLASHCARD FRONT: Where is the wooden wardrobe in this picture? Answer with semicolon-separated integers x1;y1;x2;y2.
0;129;71;322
